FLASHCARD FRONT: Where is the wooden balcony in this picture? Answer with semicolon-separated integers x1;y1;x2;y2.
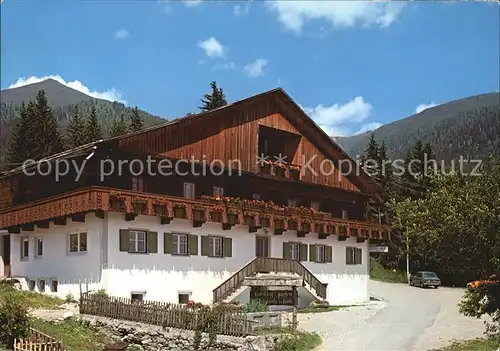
258;161;301;181
0;187;389;240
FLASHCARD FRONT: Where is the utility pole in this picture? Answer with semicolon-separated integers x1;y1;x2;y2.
406;235;410;284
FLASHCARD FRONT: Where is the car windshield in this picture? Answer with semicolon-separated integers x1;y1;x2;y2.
423;272;438;278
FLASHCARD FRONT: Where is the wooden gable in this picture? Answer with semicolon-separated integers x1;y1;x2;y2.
115;89;375;193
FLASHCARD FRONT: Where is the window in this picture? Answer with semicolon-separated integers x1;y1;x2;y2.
288;198;297;207
213;186;224;198
252;193;261;200
51;280;58;293
21;237;29;260
132;177;144;192
172;233;188;255
178;293;191;304
342;209;349;220
183;182;195;199
28;280;35;291
316;245;326;263
311;201;320;211
131;292;145;304
129;230;147;253
346;247;362;265
289;243;300;260
208;236;223;257
35;238;43;258
38;279;45;293
69;232;87;253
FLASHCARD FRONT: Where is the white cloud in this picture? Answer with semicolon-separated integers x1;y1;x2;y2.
234;3;250;16
212;62;236;71
198;37;225;58
114;29;130;39
415;102;437;114
302;96;382;137
183;0;203;7
266;1;406;33
244;59;268;77
8;75;126;104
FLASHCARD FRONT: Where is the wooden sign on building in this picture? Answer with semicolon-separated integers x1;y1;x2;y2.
250;287;297;306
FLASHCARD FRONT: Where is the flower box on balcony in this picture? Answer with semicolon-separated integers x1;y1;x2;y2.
260;163;271;175
173;204;187;218
301;221;312;233
288;220;298;231
209;211;223;222
274;218;285;230
260;217;270;228
289;168;300;181
193;208;206;222
226;213;237;226
244;215;256;226
153;204;167;216
109;198;125;212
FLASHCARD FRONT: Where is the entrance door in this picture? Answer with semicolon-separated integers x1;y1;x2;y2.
255;236;270;258
1;235;10;277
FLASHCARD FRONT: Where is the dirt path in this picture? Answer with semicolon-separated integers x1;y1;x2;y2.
298;280;488;351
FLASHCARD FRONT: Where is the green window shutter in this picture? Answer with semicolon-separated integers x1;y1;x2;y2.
147;232;158;253
283;242;291;259
300;244;308;261
355;248;362;264
326;246;333;263
164;233;172;254
189;235;198;255
223;237;232;257
346;247;351;264
201;236;209;256
119;230;129;252
309;245;316;262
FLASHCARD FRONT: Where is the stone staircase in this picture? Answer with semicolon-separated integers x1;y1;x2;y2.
212;257;328;303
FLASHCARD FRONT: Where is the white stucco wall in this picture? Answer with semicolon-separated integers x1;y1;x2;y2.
9;214;105;298
8;212;369;305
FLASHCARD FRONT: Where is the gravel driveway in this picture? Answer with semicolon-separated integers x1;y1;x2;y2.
298;280;490;351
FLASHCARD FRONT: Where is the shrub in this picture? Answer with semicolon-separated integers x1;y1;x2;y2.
65;292;75;303
273;331;321;351
459;275;500;340
244;299;267;313
0;292;30;349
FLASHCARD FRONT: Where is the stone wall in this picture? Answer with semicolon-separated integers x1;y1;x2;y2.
80;315;278;351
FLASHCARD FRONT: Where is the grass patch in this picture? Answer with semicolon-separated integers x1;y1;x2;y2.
30;318;110;351
370;257;408;284
434;338;499;351
0;283;64;310
255;328;321;351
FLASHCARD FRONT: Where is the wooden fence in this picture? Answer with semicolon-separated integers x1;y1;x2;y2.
14;328;64;351
79;292;251;336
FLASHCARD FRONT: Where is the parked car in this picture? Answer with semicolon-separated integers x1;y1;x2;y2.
409;271;441;288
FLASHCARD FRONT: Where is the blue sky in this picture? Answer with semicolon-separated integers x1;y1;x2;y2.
1;0;499;136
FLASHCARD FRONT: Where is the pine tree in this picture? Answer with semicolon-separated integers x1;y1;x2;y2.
6;103;37;169
66;105;86;148
362;133;380;176
110;113;129;137
199;81;227;112
32;90;64;158
129;107;144;132
84;105;103;143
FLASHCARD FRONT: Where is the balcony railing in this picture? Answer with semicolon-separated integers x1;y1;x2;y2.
258;161;301;181
0;187;389;239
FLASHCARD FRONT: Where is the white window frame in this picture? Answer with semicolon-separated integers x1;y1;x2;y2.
289;243;300;260
288;198;297;207
178;291;192;304
131;291;146;304
183;182;195;199
252;193;261;200
68;232;87;254
129;230;147;253
172;233;188;255
208;236;223;257
35;237;43;258
132;177;144;192
213;186;224;198
21;237;29;260
342;209;349;220
316;245;326;263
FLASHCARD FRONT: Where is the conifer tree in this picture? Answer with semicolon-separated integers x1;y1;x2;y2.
129;107;144;132
199;81;227;112
66;105;86;148
110;113;129;137
84;105;103;143
32;90;64;158
6;103;37;169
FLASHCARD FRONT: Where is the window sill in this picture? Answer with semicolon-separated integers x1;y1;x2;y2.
171;253;189;257
127;251;150;255
20;257;29;262
68;251;88;256
207;255;224;258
